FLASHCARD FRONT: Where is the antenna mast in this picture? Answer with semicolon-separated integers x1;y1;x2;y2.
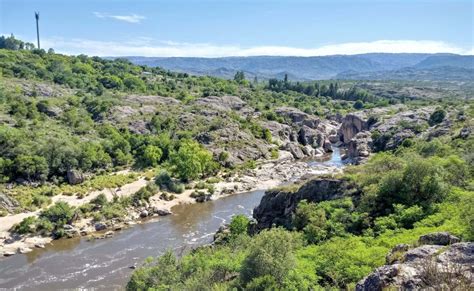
35;12;40;49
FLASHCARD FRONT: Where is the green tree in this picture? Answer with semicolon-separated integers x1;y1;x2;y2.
142;145;163;167
229;214;250;236
14;155;49;182
234;71;246;84
240;228;302;286
171;139;217;181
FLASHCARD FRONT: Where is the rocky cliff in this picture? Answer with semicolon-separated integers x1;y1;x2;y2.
253;178;356;230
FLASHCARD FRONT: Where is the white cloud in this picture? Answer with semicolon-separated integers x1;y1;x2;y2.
93;12;145;24
40;38;473;57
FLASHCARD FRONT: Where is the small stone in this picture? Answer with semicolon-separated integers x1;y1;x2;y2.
34;243;45;248
139;210;149;218
94;223;107;231
3;251;15;256
18;247;32;254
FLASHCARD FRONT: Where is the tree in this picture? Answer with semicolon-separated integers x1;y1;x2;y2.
229;214;250;236
240;228;302;286
170;140;217;181
234;71;246;84
14;155;49;181
143;145;163;167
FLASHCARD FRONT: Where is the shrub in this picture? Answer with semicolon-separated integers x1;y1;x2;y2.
13;216;37;234
40;202;75;226
240;228;302;286
428;108;446;126
229;214;250;236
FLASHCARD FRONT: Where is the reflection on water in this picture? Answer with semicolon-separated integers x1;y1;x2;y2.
0;148;345;290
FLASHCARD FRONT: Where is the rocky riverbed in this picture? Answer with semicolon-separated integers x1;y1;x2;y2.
0;149;344;258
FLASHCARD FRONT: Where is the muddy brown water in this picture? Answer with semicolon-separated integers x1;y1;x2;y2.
0;148;345;290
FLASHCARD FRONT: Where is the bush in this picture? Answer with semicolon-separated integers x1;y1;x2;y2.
155;170;172;189
40;201;75;226
428;108;446;126
13;216;37;234
229;214;250;236
240;228;302;286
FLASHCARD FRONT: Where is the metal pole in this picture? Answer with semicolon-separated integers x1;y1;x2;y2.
35;12;40;49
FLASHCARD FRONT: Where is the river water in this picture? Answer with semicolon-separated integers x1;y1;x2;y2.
0;148;345;290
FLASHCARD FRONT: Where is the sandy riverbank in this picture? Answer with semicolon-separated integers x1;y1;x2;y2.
0;150;343;258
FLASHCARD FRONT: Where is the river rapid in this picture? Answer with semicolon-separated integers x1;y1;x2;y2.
0;149;345;290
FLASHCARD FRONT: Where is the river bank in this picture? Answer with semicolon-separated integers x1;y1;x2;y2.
0;150;343;258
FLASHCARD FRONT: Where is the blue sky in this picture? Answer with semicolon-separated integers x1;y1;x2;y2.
1;0;473;56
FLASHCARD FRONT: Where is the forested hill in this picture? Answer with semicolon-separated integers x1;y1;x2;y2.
124;53;474;81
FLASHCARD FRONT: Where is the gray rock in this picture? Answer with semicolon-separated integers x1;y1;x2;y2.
3;251;16;257
284;142;305;159
153;208;172;216
458;126;471;139
357;241;473;291
418;232;460;246
66;169;84;185
139;210;149;218
403;245;443;263
323;139;333;152
338;113;368;144
346;131;372;163
275;107;320;129
0;192;19;213
94;223;107;231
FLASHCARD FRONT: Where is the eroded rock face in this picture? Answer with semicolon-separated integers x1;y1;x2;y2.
338;113;368;144
345;131;372;164
356;234;473;291
253;178;354;230
0;192;19;213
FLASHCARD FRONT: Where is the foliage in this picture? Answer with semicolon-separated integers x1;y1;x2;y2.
170;139;218;181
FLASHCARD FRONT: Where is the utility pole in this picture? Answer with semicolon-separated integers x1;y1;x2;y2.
35;12;40;49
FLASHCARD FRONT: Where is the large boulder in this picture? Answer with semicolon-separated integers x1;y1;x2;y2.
66;169;84;185
338;113;368;144
418;232;461;246
284;142;305;159
346;131;372;163
356;234;473;291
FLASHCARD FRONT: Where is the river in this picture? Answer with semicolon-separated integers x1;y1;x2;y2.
0;148;345;290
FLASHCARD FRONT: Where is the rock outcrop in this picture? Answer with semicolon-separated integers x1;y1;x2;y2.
253;178;355;230
345;131;372;164
0;192;19;213
356;233;472;291
338;113;368;144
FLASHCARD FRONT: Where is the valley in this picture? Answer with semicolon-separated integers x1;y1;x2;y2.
0;34;472;290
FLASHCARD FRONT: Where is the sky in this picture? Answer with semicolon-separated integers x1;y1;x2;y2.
0;0;473;57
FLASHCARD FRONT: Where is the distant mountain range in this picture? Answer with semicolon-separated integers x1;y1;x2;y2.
123;53;474;81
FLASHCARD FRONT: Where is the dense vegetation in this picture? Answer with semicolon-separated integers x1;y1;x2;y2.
128;125;474;289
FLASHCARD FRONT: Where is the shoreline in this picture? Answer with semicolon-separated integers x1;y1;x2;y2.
0;150;343;258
